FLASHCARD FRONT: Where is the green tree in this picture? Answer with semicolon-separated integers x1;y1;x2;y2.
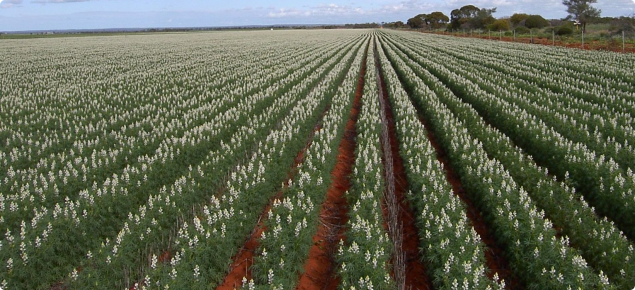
525;15;550;29
469;7;497;30
407;14;425;28
450;5;480;30
510;13;530;27
425;11;450;29
562;0;601;32
490;19;511;31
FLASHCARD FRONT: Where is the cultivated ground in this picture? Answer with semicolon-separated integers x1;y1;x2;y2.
0;29;634;290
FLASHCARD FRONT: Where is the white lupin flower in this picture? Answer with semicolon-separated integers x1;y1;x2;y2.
268;269;274;284
599;271;610;286
151;254;158;269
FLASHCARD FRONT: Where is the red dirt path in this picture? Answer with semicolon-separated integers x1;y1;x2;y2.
415;113;521;290
216;99;333;290
374;42;434;290
375;36;522;288
294;44;367;290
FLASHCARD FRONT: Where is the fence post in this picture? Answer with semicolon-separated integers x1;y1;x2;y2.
624;31;626;53
513;29;516;42
582;30;584;49
489;30;491;39
530;29;533;44
553;30;555;46
500;30;502;41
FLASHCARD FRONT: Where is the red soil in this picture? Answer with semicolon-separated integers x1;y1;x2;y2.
216;190;283;290
374;43;434;290
375;37;521;289
422;31;635;53
294;45;367;290
217;87;336;290
415;113;520;289
158;250;172;264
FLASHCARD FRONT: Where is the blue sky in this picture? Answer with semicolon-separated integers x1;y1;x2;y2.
1;0;634;31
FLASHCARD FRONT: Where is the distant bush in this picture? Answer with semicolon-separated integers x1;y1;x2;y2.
556;26;574;35
489;19;511;31
510;13;530;27
525;15;550;29
515;26;530;34
610;15;635;36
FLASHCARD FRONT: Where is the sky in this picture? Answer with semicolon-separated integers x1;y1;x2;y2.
0;0;634;32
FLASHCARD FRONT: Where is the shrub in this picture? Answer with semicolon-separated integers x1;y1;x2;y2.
525;15;550;29
489;19;511;31
515;26;530;34
610;15;635;36
556;26;574;35
510;13;530;27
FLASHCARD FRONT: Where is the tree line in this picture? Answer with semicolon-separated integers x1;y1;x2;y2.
383;0;634;36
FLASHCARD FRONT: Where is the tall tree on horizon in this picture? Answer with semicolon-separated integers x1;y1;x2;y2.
562;0;601;32
450;5;480;30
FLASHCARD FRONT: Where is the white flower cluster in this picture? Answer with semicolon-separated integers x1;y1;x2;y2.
376;36;498;290
338;37;393;290
0;29;368;289
380;30;620;288
137;31;366;289
384;29;635;288
253;34;371;289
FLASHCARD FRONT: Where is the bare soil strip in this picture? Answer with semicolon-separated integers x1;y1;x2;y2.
294;44;368;290
374;41;434;290
414;109;521;290
376;39;522;289
216;101;333;290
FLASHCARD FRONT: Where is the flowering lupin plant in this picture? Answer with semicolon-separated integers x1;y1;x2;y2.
337;39;394;290
383;33;635;289
378;32;613;289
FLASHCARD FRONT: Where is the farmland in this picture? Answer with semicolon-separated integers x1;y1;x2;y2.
0;29;634;290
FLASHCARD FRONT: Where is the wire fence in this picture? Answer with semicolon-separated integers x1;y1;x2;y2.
409;27;635;53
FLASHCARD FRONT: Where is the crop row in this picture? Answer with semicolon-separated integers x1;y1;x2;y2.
335;38;393;290
0;31;368;290
0;33;345;234
378;31;611;289
381;30;635;288
391;32;635;243
376;37;504;290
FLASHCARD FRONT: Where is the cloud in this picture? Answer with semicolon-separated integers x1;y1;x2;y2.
267;4;367;18
268;8;308;18
597;0;635;9
32;0;90;3
1;0;23;8
266;1;438;20
377;0;436;14
2;0;633;31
